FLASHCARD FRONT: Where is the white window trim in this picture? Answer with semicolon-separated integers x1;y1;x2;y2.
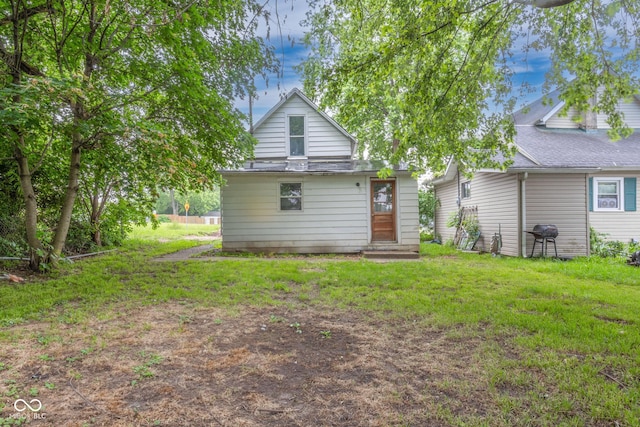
286;114;308;159
278;181;303;212
461;181;471;199
593;177;624;212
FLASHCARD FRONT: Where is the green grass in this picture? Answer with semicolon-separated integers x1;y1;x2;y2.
127;222;219;240
1;238;639;425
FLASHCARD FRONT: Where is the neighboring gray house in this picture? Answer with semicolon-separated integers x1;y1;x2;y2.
220;88;420;253
431;92;640;257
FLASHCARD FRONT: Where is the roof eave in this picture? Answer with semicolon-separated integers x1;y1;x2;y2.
507;166;603;173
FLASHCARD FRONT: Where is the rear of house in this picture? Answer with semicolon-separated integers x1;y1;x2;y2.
431;91;640;257
221;88;420;254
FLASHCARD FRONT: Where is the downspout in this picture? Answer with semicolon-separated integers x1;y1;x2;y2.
456;170;461;207
520;172;528;257
585;174;591;256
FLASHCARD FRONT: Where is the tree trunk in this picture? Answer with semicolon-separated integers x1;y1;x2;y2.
92;228;102;247
90;206;102;246
90;191;103;247
170;189;178;215
50;140;82;261
15;145;43;271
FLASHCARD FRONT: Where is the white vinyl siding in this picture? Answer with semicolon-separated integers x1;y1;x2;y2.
397;177;420;248
222;174;418;253
545;97;640;130
524;174;588;258
434;173;519;255
253;95;352;159
462;173;520;256
589;172;640;242
545;105;581;129
434;179;459;245
596;97;640;129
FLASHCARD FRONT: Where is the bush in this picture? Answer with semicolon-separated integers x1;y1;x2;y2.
64;220;99;255
418;188;438;232
420;230;434;242
156;215;172;223
0;216;27;258
590;227;638;258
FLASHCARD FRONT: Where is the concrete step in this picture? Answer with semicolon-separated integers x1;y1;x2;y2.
361;251;420;260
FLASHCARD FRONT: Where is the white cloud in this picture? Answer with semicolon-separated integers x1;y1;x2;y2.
236;0;312;123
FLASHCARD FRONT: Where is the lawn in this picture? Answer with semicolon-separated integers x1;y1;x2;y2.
0;227;638;426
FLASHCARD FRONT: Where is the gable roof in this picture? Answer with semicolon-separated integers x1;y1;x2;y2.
509;92;640;171
430;91;640;185
512;89;563;126
252;88;355;143
511;127;640;170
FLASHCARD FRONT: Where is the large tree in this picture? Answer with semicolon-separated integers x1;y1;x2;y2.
0;0;275;269
300;0;640;175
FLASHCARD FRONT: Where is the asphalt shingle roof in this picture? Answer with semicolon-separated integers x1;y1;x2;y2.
509;93;640;170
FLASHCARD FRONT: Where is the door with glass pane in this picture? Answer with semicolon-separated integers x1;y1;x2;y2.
371;180;396;241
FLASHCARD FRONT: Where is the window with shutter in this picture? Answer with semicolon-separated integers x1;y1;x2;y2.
589;177;637;212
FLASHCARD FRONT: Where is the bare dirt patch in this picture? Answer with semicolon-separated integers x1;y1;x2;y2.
1;303;494;426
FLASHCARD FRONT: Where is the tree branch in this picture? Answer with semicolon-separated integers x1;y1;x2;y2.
0;3;52;26
512;0;576;8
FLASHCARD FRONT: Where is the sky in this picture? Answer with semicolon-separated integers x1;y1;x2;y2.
236;0;311;121
238;0;555;124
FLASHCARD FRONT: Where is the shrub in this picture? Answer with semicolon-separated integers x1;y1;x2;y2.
590;227;637;258
0;216;27;258
156;215;172;223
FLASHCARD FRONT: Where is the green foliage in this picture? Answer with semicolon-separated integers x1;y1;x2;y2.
155;189;220;216
0;0;276;269
590;227;639;258
446;210;462;229
300;1;640;173
133;351;164;380
156;215;172;224
128;223;218;241
0;416;26;426
418;187;438;231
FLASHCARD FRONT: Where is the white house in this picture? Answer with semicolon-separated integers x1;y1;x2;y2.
220;88;420;254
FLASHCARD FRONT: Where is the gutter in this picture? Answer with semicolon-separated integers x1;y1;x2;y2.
508;167;601;174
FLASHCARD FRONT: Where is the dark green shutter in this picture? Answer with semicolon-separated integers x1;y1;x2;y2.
624;177;636;212
588;177;593;212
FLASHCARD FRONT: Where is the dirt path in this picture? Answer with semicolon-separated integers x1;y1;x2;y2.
0;303;491;426
152;244;215;262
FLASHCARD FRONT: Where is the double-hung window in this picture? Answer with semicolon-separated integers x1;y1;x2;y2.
594;177;623;211
280;182;302;211
288;115;305;157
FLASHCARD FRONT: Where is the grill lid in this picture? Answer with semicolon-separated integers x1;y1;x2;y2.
532;224;558;238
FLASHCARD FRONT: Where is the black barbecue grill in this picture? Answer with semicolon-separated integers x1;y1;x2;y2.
526;224;558;258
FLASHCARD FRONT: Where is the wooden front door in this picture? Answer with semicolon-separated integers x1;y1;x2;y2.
371;180;396;241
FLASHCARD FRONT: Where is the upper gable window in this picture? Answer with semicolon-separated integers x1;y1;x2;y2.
288;115;306;157
594;177;623;211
